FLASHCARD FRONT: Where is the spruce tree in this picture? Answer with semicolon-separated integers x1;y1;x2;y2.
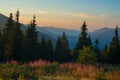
87;35;92;46
107;26;120;64
12;9;23;61
61;32;71;62
2;10;23;62
40;37;48;60
75;21;91;50
55;37;63;62
101;44;109;63
23;15;39;62
2;13;14;61
77;46;97;64
46;39;54;61
73;21;91;61
75;21;87;50
94;38;100;62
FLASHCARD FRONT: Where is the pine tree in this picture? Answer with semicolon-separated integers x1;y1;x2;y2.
101;44;109;63
2;13;14;61
77;46;97;64
40;37;48;60
75;21;91;50
61;32;71;62
23;15;39;62
73;21;91;61
55;37;63;62
54;32;71;63
2;10;23;62
87;35;92;46
107;26;120;64
94;38;100;62
46;39;54;61
12;9;23;61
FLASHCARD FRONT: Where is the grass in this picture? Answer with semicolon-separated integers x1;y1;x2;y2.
0;60;120;80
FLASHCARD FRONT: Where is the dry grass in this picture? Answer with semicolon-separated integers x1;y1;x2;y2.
0;60;120;80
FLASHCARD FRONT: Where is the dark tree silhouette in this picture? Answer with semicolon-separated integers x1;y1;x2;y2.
46;39;54;61
2;13;14;61
55;37;63;62
12;9;23;61
73;21;91;61
107;26;120;64
94;38;100;62
40;37;48;60
23;15;39;62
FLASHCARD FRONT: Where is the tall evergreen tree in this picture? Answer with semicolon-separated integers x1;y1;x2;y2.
55;37;63;62
2;13;14;61
23;15;39;62
12;9;23;61
77;46;97;64
75;21;92;50
46;39;54;61
87;35;92;46
61;32;71;62
107;26;120;64
40;37;48;60
75;21;88;50
73;21;91;61
101;44;109;63
54;32;71;63
94;38;100;62
2;10;23;61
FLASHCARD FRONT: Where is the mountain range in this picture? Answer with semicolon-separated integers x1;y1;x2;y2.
0;13;120;49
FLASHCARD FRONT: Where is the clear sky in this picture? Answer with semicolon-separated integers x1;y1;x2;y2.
0;0;120;31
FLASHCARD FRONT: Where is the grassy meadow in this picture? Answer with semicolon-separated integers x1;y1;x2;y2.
0;60;120;80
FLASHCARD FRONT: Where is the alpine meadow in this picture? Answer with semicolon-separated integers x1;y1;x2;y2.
0;0;120;80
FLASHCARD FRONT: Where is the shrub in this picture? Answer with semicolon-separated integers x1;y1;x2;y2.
95;72;106;80
77;46;97;64
42;62;59;76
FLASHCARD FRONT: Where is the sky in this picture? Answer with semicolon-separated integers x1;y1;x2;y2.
0;0;120;31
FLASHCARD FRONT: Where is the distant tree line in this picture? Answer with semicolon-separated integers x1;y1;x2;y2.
0;10;120;64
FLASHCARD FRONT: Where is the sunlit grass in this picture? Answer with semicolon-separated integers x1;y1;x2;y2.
0;60;120;80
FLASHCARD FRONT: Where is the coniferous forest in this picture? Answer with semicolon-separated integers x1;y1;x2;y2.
0;10;120;64
0;10;120;80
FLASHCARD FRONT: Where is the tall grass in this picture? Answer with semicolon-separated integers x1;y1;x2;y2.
0;60;120;80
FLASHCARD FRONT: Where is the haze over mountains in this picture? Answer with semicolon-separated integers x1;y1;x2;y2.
0;13;120;49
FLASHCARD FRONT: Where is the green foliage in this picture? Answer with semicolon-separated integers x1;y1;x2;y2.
74;21;92;61
42;62;59;76
95;72;106;80
0;64;38;80
75;21;91;51
77;46;97;64
55;37;63;62
107;26;120;64
2;10;23;62
94;38;101;62
46;39;54;61
2;13;15;61
60;32;71;62
23;15;39;62
0;63;120;80
19;66;38;80
13;10;23;61
101;45;109;63
40;37;48;60
55;32;71;63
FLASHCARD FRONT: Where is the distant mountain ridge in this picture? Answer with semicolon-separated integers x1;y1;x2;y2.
0;13;120;49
